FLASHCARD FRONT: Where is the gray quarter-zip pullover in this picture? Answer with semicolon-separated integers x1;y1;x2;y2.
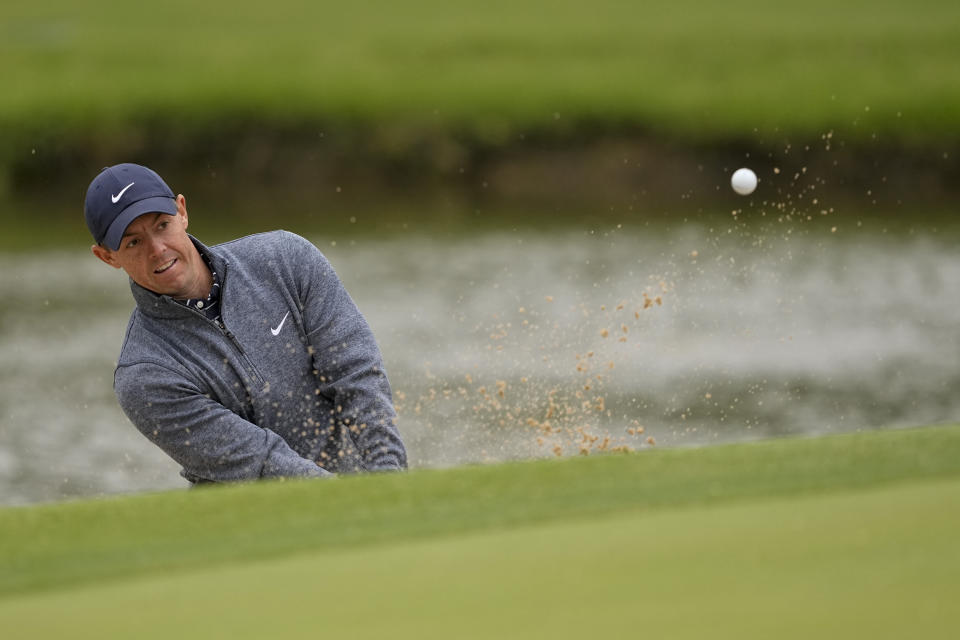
114;230;407;483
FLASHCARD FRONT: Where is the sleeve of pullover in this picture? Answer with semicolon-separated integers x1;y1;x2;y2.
115;362;333;482
287;232;408;471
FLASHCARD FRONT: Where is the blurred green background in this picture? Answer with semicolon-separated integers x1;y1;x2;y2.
1;0;958;246
4;0;958;140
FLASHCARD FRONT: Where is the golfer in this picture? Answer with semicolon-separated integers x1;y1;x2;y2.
84;163;407;484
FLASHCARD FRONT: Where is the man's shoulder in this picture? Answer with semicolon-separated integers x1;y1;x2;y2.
213;229;315;261
209;231;328;287
116;308;170;362
113;309;168;378
114;307;210;394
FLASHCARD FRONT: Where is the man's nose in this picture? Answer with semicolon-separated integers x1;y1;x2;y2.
146;233;166;258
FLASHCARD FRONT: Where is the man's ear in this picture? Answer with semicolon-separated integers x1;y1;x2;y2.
91;244;122;269
176;194;188;230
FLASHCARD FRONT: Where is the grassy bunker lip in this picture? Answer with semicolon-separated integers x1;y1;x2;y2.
3;478;957;639
2;423;958;599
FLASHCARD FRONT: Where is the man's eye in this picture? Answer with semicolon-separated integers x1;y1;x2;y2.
159;221;169;230
126;238;139;249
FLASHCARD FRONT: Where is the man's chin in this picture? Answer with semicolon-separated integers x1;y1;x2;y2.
149;265;187;296
134;276;184;298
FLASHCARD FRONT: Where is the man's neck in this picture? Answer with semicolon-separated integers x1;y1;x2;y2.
175;244;214;300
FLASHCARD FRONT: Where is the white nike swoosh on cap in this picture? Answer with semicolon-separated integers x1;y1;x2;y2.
111;182;135;204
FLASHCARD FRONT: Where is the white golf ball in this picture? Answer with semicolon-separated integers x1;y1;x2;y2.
731;168;758;195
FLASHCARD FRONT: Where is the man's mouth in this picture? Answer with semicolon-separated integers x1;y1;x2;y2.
154;258;177;274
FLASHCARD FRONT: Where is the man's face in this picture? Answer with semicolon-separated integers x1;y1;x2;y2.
92;195;209;299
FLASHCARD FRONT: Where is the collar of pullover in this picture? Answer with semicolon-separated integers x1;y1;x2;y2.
129;235;229;320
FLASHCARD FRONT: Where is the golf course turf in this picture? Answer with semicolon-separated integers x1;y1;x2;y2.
1;424;958;637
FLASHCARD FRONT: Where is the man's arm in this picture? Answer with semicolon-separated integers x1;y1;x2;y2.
289;233;408;471
115;361;333;482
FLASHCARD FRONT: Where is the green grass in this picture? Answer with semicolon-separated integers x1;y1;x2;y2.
2;0;959;148
2;478;957;638
2;424;959;627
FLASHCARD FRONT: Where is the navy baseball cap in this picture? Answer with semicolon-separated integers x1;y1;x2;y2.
84;163;177;250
